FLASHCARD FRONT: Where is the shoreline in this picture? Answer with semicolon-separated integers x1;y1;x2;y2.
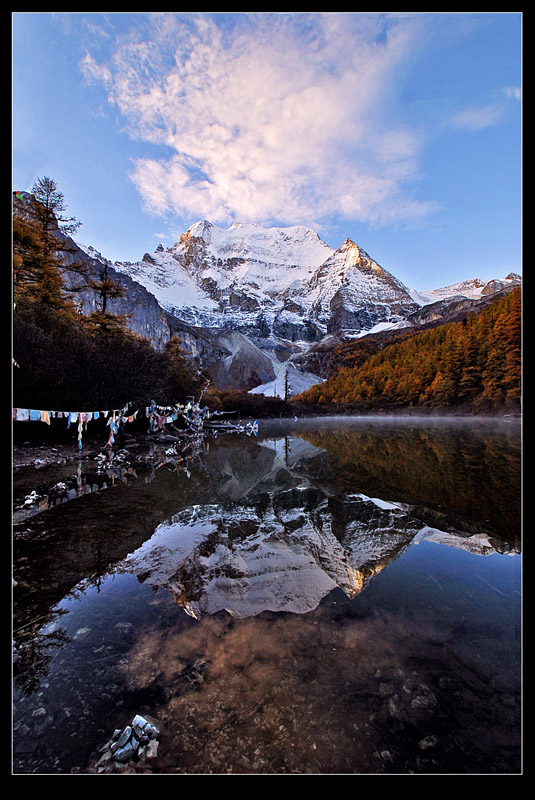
12;411;520;471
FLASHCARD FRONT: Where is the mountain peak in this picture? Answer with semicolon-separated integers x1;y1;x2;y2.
176;219;214;248
330;239;380;272
336;238;371;260
110;217;520;347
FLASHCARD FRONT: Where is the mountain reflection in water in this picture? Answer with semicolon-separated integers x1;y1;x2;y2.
117;418;520;619
12;417;521;774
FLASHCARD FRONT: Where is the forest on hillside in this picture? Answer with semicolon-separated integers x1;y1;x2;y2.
12;179;206;415
12;179;301;425
295;287;521;415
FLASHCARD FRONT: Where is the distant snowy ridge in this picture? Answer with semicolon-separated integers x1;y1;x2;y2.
408;274;521;306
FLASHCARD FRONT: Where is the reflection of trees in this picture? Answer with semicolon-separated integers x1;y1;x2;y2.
13;609;70;696
296;424;521;542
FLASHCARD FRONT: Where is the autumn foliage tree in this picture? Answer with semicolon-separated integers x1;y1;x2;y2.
296;288;521;414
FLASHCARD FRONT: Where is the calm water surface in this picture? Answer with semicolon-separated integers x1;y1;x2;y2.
12;417;522;774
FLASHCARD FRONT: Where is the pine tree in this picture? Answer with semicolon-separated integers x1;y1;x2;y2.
90;263;125;315
30;176;81;246
13;178;87;315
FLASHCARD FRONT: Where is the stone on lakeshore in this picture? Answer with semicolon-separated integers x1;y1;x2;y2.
92;713;161;771
114;736;140;763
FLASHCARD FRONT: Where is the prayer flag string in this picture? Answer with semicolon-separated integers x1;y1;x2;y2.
13;403;135;452
13;399;258;451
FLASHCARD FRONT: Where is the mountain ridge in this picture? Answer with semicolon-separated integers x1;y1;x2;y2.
108;219;520;336
75;216;520;397
13;189;521;404
111;220;420;340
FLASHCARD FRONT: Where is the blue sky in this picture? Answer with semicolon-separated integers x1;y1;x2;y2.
12;12;522;291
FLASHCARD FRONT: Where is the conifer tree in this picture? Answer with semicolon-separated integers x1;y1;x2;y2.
30;175;81;246
13;177;87;315
91;263;124;315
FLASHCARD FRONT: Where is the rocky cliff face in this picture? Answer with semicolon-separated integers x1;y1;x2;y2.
60;238;277;390
60;243;173;350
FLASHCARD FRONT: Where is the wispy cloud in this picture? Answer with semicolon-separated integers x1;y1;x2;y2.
503;85;521;101
80;13;435;229
449;103;506;131
448;85;521;131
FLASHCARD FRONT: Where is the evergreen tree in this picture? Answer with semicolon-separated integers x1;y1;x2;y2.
89;263;125;315
83;263;130;337
13;178;87;316
30;175;81;246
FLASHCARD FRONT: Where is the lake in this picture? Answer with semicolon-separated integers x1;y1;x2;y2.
12;416;522;774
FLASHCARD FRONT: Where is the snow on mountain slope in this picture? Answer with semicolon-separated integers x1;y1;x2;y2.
409;273;521;306
118;248;220;323
167;219;333;301
300;238;417;331
94;219;520;372
113;220;335;329
113;220;422;340
178;219;333;280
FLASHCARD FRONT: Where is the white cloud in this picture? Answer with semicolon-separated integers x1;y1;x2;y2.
503;86;521;101
80;12;434;229
449;102;506;131
448;85;521;132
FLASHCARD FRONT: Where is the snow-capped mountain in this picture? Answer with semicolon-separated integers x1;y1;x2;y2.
113;220;520;349
15;190;520;399
113;220;420;343
409;274;521;306
74;217;520;397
